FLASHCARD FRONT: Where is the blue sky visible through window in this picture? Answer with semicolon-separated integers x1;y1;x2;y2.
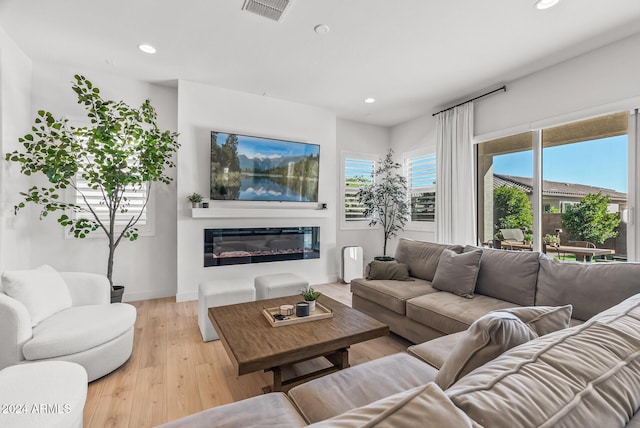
493;135;628;193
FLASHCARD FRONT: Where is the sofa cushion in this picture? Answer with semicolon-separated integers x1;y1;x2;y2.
466;246;540;306
394;239;463;281
157;392;306;428
432;249;482;298
307;383;477;428
2;265;72;327
351;277;438;315
498;304;573;336
446;293;640;428
366;261;412;281
435;311;538;390
407;291;519;334
536;256;640;321
288;353;437;423
407;331;465;370
22;303;136;360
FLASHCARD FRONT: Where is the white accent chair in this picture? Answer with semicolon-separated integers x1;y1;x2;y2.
0;266;136;382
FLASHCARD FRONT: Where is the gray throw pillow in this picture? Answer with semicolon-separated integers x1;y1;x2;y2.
431;249;482;298
435;311;538;390
366;261;413;281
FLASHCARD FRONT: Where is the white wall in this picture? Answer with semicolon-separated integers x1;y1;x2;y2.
176;80;337;302
335;119;389;269
389;113;438;248
24;62;178;301
475;33;640;138
0;27;32;271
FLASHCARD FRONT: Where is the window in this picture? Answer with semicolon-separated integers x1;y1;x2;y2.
74;175;148;226
406;152;436;222
342;153;375;226
477;112;629;260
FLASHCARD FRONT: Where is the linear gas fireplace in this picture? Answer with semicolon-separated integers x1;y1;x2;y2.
204;227;320;267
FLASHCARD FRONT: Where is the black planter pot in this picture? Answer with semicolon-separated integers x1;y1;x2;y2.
374;256;395;262
111;285;125;303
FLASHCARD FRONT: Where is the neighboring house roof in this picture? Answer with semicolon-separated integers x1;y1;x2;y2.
494;174;627;201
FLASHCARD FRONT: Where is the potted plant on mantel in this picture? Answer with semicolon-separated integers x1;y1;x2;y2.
300;287;321;312
356;148;409;260
5;75;180;302
188;192;202;208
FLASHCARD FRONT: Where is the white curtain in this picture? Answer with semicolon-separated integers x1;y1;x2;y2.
435;103;476;245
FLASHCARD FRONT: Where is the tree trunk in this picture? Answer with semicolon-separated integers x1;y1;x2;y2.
107;240;115;288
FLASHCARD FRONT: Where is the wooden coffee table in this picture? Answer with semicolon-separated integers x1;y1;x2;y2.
208;295;389;392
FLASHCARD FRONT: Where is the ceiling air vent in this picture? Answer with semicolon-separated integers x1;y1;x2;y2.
242;0;294;22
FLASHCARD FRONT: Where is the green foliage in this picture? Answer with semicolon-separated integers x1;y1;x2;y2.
300;287;321;301
188;193;202;203
561;193;620;244
356;149;409;256
5;75;180;286
493;186;533;232
543;234;560;246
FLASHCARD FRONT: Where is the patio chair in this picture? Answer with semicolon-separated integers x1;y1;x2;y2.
499;228;529;250
568;241;596;248
500;228;525;242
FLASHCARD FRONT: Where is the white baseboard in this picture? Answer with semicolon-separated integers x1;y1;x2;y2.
176;291;198;303
123;288;177;302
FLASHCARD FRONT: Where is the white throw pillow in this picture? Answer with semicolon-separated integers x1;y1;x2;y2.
2;265;72;327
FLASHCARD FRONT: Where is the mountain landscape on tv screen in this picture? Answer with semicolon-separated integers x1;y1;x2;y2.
237;154;309;171
210;132;319;202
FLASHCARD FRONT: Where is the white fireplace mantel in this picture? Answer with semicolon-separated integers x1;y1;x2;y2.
191;207;329;219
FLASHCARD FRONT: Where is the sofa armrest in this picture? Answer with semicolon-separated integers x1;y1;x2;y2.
59;272;110;306
0;293;32;369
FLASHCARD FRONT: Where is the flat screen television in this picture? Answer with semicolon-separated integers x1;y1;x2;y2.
210;131;320;202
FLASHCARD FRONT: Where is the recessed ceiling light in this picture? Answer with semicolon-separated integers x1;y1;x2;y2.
138;44;156;54
314;24;330;34
364;98;376;104
535;0;560;10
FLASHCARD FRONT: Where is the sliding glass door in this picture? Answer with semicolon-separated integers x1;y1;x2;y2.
477;112;630;261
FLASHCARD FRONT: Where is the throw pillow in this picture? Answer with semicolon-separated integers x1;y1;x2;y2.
431;249;482;298
2;265;72;327
498;305;573;337
435;311;538;390
366;261;413;281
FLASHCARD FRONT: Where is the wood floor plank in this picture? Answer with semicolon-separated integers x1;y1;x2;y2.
128;365;167;428
86;282;407;428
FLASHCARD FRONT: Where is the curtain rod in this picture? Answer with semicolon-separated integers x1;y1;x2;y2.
432;85;507;117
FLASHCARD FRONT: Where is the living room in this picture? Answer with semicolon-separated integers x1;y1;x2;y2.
1;0;640;427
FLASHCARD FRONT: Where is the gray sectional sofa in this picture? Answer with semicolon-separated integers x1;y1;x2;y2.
351;238;640;344
157;239;640;427
159;291;640;427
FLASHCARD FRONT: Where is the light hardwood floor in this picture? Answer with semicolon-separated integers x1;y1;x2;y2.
84;282;409;427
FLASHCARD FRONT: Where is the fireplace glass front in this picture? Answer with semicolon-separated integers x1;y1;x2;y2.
204;227;320;267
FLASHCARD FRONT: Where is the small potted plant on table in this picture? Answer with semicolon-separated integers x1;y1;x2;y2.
300;287;321;312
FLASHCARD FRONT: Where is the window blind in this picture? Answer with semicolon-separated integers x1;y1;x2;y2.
344;157;375;221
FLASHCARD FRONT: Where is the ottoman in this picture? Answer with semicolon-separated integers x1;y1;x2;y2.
0;361;87;428
198;281;256;342
254;273;309;300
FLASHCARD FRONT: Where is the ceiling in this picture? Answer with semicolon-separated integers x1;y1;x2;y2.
1;0;639;127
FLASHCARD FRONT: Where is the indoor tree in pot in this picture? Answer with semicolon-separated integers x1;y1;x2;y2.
5;75;180;302
356;148;409;260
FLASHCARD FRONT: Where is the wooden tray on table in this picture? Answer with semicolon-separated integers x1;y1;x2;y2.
262;302;333;327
